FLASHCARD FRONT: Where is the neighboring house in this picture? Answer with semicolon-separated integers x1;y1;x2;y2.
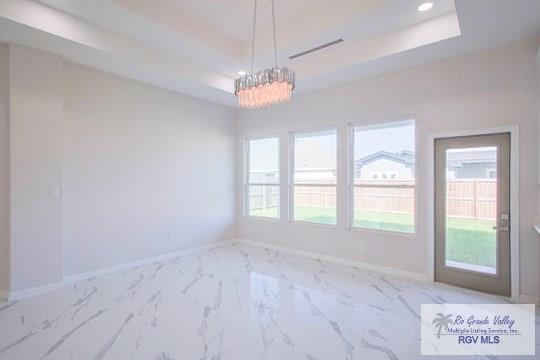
446;149;496;179
355;150;415;180
294;168;337;183
250;169;279;183
354;148;496;181
251;168;337;184
254;149;495;183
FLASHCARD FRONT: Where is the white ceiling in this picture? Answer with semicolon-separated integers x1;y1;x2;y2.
0;0;539;107
145;0;388;45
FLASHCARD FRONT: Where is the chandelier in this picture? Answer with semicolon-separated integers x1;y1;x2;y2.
235;0;295;109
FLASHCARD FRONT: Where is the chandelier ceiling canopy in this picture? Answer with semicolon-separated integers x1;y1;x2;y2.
235;0;295;109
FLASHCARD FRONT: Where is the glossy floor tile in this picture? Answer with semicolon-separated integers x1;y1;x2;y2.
0;242;537;359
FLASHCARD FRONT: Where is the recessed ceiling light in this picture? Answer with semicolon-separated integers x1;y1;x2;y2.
237;70;246;76
418;2;433;12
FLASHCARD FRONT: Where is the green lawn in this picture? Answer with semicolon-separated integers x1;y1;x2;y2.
295;207;337;225
249;206;279;219
445;217;496;269
250;207;496;268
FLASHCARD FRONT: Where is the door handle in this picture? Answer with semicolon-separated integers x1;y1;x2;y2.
492;225;510;232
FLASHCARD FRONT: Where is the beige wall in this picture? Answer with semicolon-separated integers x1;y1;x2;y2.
2;44;237;291
62;63;237;276
237;38;540;299
9;45;64;291
0;44;8;292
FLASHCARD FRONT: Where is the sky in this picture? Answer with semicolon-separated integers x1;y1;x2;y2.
249;137;279;172
354;122;415;159
248;122;415;171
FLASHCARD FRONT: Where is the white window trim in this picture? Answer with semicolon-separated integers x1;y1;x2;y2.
288;128;338;226
244;136;281;220
347;118;417;234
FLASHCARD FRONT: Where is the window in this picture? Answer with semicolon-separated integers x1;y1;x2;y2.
352;120;415;233
245;137;280;218
291;129;337;225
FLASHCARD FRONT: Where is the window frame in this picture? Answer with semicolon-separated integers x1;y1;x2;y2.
348;119;417;235
288;128;338;226
244;136;281;220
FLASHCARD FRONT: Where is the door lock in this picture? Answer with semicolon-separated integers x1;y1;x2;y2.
492;225;510;232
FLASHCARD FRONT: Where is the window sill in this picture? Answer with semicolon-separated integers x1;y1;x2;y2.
290;220;338;229
244;215;281;222
349;226;416;238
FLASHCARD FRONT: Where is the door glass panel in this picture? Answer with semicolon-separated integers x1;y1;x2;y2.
445;146;497;274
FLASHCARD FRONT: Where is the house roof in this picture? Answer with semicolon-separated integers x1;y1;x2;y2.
446;149;496;167
356;148;495;168
356;150;414;166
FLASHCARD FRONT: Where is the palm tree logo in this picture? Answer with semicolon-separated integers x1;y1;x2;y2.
432;313;453;338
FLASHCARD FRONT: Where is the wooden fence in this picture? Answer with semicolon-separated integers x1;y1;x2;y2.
294;186;337;208
249;186;279;210
250;179;496;220
445;179;496;220
354;186;415;214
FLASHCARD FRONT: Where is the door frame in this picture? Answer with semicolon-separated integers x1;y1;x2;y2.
427;126;519;300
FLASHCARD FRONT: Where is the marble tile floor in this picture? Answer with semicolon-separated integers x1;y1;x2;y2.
0;242;537;360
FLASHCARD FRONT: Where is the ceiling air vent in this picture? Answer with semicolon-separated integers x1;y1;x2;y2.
289;39;344;60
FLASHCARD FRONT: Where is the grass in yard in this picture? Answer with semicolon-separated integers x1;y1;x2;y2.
250;206;337;224
445;217;496;269
251;206;496;268
249;206;279;219
294;207;336;225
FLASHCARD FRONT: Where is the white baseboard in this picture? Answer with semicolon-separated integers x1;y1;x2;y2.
63;240;235;284
8;281;65;302
7;240;235;302
237;238;429;282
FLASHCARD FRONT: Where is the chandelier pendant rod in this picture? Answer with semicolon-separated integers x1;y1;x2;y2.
271;0;278;68
250;0;258;75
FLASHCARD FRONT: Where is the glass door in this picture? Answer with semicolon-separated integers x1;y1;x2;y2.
434;133;510;296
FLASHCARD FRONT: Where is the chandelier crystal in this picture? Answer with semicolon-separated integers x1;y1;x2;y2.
235;67;295;109
235;0;295;109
